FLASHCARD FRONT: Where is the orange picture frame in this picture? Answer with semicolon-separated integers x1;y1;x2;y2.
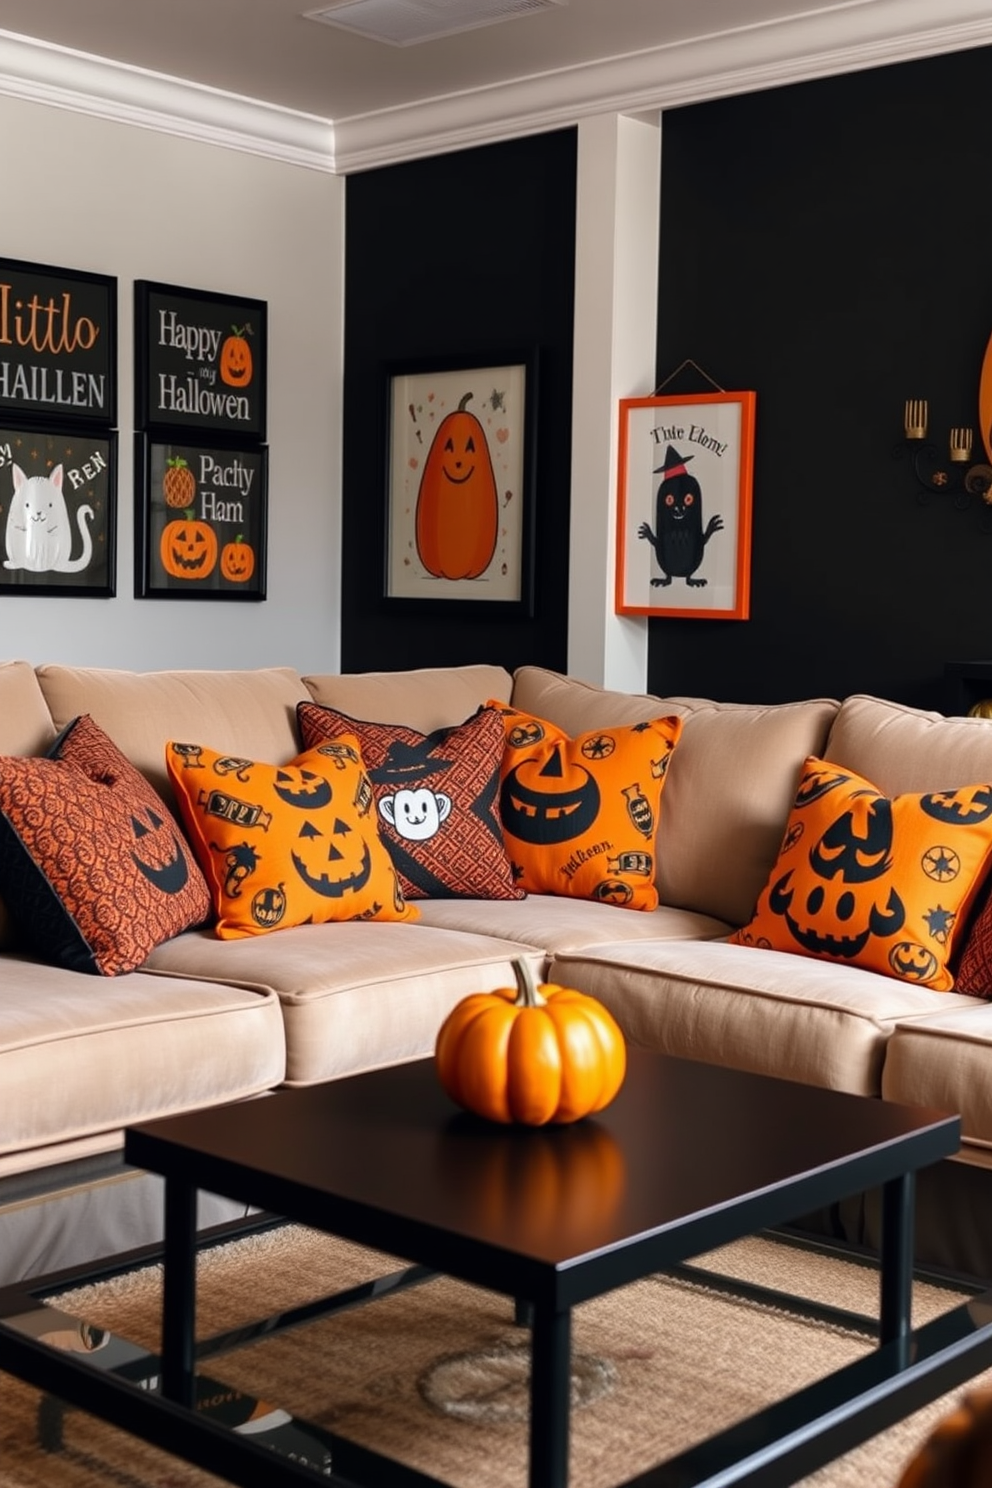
615;390;755;620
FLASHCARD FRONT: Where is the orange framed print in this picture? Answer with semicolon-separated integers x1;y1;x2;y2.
615;390;755;620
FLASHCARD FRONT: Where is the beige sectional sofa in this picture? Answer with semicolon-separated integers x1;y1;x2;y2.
2;658;992;1283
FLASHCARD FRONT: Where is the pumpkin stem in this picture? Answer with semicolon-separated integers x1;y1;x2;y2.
457;392;474;413
512;958;545;1008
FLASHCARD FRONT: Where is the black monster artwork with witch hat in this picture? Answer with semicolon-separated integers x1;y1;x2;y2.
638;444;723;588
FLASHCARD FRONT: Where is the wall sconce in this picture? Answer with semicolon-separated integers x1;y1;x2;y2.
896;399;992;507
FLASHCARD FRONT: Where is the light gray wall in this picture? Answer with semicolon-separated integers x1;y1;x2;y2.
0;93;344;673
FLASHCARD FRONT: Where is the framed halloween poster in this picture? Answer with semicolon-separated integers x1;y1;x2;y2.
134;281;267;440
135;435;267;600
0;422;116;596
615;390;755;620
382;351;537;616
0;257;116;427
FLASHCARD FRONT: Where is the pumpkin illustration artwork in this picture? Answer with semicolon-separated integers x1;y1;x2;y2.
219;325;253;388
163;456;196;509
434;958;626;1125
415;392;499;580
160;513;218;580
220;536;255;583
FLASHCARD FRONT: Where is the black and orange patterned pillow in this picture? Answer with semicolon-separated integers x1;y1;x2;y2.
167;737;417;937
297;702;523;901
731;756;992;990
51;712;211;914
487;701;683;910
0;718;212;976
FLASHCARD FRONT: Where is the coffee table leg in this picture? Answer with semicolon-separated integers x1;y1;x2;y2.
529;1300;571;1488
161;1176;197;1408
879;1170;915;1351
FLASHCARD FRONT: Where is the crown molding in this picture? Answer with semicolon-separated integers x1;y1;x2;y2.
0;28;336;172
332;0;992;172
1;3;991;176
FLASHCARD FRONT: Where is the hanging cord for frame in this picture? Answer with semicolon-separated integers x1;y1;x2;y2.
652;360;725;396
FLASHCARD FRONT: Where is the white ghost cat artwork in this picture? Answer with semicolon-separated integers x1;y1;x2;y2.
4;463;94;574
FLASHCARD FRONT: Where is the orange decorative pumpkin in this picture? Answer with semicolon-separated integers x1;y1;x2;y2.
219;326;253;388
897;1386;992;1487
434;958;626;1125
415;391;498;580
160;514;218;580
220;535;255;583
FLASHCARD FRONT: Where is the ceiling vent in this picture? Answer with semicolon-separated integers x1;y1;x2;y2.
305;0;566;48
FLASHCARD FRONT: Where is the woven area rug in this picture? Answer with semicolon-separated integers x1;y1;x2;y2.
0;1224;988;1487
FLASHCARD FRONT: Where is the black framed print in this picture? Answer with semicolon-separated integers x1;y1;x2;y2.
0;422;116;596
136;435;267;600
0;257;116;427
382;350;537;617
134;281;267;439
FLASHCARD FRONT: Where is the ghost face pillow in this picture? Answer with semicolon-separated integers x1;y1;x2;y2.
297;701;523;900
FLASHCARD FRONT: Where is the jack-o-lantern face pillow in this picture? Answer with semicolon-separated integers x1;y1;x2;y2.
487;701;683;910
166;738;417;938
0;715;211;976
732;755;992;990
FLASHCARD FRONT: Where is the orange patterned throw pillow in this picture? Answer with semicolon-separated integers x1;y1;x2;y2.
487;701;683;910
166;738;417;938
0;717;211;976
732;756;992;990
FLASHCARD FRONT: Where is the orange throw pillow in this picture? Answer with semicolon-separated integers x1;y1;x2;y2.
732;756;992;990
488;701;682;910
166;738;417;938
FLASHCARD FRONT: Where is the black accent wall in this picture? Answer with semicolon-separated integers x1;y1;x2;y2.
343;49;992;710
342;130;577;676
652;46;992;711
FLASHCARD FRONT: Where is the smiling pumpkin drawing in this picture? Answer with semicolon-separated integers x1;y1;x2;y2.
415;392;498;580
219;325;253;388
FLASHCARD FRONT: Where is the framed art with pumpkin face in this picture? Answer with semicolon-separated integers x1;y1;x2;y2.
135;434;267;600
134;281;267;441
382;350;538;617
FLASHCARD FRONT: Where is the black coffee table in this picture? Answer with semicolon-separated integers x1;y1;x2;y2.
2;1048;990;1488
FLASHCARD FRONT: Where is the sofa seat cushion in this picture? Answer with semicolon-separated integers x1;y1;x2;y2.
510;668;839;926
415;893;731;952
882;1006;992;1161
547;939;979;1096
0;954;285;1169
143;924;545;1085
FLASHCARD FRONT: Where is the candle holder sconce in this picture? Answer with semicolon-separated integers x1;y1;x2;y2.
895;399;992;512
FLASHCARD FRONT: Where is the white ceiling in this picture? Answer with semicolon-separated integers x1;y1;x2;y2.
0;0;976;122
0;0;989;171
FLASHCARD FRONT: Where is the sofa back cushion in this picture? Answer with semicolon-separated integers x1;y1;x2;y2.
825;694;992;793
0;661;55;755
511;669;839;925
35;665;310;809
303;664;513;733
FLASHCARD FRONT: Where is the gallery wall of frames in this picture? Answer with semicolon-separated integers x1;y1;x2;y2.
0;257;268;602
